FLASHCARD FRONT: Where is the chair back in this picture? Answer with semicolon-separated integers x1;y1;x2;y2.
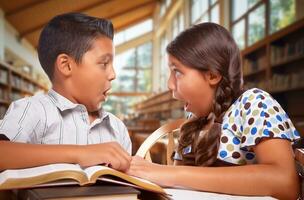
136;118;186;165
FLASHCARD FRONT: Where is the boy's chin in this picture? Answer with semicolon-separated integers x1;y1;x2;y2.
86;102;103;112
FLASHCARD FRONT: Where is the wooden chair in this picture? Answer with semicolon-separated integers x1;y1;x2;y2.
136;118;186;165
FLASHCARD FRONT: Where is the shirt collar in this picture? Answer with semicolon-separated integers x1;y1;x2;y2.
47;89;109;120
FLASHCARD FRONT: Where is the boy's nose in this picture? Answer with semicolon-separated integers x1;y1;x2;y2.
108;66;116;81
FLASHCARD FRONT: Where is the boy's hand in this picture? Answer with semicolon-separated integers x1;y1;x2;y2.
77;142;131;172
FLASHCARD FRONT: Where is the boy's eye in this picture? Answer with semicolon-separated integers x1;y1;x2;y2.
99;62;109;68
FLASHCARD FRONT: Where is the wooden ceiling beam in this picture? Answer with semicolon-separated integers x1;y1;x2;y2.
5;0;42;17
18;0;111;38
20;0;155;38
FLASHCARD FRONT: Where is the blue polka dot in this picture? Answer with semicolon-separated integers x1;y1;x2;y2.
242;97;248;104
223;123;229;129
256;94;263;99
240;125;243;132
246;109;251;115
260;111;265;117
234;109;239;117
262;103;267;109
251;127;257;135
219;151;228;158
294;130;300;137
281;134;287;139
233;137;240;145
276;115;282;122
263;129;269;136
246;152;255;160
266;121;272;128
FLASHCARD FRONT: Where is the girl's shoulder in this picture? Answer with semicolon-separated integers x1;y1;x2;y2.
234;88;271;106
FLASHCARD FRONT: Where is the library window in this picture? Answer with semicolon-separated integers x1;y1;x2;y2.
232;19;245;50
113;42;152;93
270;0;295;34
248;4;265;46
232;0;260;21
159;0;172;18
191;0;219;24
171;10;184;39
231;0;296;49
114;19;153;46
159;33;169;92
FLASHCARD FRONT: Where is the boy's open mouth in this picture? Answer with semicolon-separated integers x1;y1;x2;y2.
184;102;189;111
102;88;111;97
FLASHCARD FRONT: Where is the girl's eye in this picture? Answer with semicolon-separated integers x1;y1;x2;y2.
173;69;182;77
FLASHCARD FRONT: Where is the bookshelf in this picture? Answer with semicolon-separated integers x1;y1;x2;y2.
241;19;304;136
0;61;48;119
133;90;184;122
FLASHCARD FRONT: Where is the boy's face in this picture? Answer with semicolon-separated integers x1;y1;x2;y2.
70;36;115;112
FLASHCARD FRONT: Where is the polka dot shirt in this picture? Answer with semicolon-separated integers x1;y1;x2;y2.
219;88;300;165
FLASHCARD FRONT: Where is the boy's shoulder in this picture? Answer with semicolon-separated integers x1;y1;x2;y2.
102;111;127;132
11;92;54;110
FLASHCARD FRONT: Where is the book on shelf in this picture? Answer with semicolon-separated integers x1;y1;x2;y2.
0;163;165;195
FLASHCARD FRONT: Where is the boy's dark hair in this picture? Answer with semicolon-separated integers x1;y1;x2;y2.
167;22;243;167
38;12;114;80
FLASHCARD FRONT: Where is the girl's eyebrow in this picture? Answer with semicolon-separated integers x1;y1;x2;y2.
169;62;178;68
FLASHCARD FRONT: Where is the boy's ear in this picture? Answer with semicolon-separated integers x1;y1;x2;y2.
206;71;222;86
55;53;73;77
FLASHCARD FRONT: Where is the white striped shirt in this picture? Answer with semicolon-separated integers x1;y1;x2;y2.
0;89;131;154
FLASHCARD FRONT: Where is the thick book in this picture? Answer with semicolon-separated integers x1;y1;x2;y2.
16;185;140;200
0;163;165;194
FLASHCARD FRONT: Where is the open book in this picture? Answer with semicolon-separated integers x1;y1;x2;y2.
0;163;165;194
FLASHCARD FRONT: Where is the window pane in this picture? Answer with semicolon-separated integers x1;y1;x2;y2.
137;42;152;68
114;49;136;92
138;69;152;92
211;4;219;24
160;34;168;91
114;68;136;92
232;0;260;21
210;0;218;5
248;4;265;46
172;14;179;38
198;13;209;23
191;0;208;23
270;0;295;33
232;19;245;50
114;19;153;45
104;95;146;117
179;12;184;33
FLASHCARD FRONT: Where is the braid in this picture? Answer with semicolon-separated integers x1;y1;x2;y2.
177;117;207;166
167;23;243;167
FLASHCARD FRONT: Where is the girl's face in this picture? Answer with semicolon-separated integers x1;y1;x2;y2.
167;54;220;118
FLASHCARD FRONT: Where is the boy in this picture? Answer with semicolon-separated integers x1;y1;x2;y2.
0;13;131;172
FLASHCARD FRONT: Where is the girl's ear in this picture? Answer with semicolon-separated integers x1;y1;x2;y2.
55;53;73;77
206;71;222;86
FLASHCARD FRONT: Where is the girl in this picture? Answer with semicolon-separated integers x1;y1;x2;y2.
127;23;300;200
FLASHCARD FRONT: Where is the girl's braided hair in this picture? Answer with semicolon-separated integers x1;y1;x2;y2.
166;23;243;166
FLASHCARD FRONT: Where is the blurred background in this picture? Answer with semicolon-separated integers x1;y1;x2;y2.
0;0;303;157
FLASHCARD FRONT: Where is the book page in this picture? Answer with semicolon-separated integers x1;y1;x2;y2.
0;163;85;189
83;165;165;194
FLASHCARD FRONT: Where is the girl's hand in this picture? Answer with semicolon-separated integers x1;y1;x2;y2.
126;156;166;184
